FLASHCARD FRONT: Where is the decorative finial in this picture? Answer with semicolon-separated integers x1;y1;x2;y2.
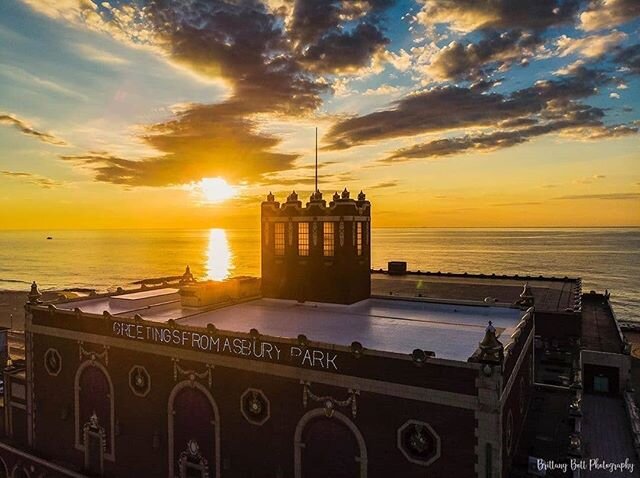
478;320;503;363
288;190;298;202
180;265;195;284
358;190;366;201
266;191;274;202
516;282;535;309
310;190;323;202
333;191;339;201
28;281;42;304
341;187;350;199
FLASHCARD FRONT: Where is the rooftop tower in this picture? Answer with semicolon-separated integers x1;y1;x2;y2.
261;188;371;304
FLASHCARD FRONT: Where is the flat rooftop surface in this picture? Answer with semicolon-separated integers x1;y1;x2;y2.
55;293;522;361
372;272;580;313
178;297;522;361
581;293;623;354
582;395;639;477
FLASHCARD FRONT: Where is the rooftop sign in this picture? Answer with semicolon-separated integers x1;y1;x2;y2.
112;320;339;371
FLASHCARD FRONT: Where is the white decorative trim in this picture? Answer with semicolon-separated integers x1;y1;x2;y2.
505;409;514;456
339;220;345;247
240;388;270;426
74;360;115;461
397;419;441;467
301;381;359;418
294;408;367;478
500;327;533;404
128;365;151;398
168;380;220;478
83;413;106;475
172;359;213;388
43;348;62;377
78;341;109;367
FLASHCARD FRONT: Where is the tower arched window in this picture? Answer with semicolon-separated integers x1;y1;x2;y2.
323;223;335;257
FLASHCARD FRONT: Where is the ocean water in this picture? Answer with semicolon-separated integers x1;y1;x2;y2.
0;228;638;321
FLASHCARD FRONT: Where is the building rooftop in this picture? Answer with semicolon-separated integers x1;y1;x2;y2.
55;290;524;362
371;270;582;313
581;292;625;354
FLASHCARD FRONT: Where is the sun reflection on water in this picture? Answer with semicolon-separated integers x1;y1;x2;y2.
206;229;233;281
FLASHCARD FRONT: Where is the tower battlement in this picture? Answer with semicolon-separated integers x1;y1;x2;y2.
261;188;371;304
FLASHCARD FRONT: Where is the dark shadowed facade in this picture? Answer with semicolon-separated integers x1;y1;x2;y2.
4;190;631;478
261;189;371;304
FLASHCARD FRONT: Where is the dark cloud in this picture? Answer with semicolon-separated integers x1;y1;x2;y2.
430;30;540;80
325;66;608;150
382;117;634;162
289;0;394;73
299;22;389;73
0;113;68;146
370;181;398;188
132;0;325;115
0;170;61;188
580;0;640;30
614;43;640;75
60;103;299;186
418;0;582;32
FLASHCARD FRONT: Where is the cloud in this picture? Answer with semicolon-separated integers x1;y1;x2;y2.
613;43;640;74
73;43;130;65
325;66;608;150
0;170;61;188
580;0;640;31
555;31;627;58
60;103;301;186
0;113;68;146
21;0;401;189
384;118;637;162
0;63;88;101
492;201;543;206
561;123;638;140
417;0;581;32
370;181;398;188
554;192;640;200
430;30;540;80
298;22;389;73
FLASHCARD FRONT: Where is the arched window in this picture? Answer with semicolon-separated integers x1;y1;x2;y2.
168;381;220;478
75;360;114;473
295;409;367;478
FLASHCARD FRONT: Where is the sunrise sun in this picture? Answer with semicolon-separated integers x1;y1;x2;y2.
198;177;237;203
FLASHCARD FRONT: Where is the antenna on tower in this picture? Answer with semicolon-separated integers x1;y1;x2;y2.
315;127;318;193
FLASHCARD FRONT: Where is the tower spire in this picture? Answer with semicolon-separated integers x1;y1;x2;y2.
315;127;318;193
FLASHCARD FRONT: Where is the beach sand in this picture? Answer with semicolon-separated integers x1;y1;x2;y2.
0;290;27;330
0;289;79;331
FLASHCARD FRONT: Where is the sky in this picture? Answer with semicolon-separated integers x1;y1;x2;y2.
0;0;638;229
